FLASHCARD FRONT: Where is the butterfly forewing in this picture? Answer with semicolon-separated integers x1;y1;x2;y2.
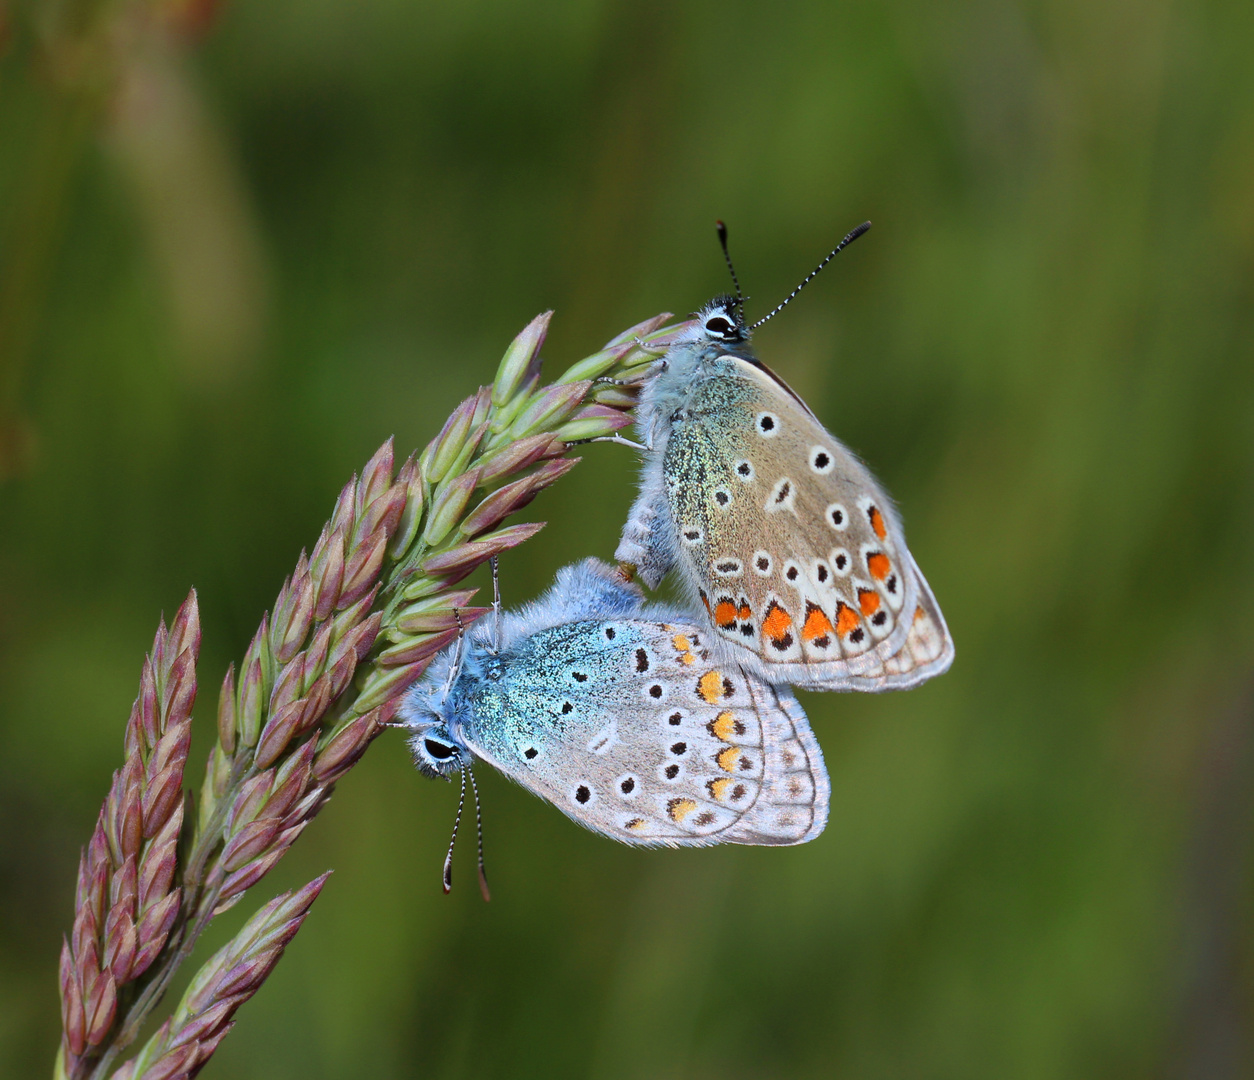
461;617;828;847
665;356;951;691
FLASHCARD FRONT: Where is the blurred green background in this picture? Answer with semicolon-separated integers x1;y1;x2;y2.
3;0;1253;1076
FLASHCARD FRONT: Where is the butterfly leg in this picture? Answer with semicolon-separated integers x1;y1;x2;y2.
567;433;649;451
490;555;503;652
567;410;654;452
439;609;468;695
631;335;670;357
591;374;648;388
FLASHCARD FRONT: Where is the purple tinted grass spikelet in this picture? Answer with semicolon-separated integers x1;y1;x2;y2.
55;309;690;1080
110;876;330;1080
58;595;200;1078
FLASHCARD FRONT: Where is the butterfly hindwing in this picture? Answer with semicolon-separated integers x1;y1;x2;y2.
402;560;829;848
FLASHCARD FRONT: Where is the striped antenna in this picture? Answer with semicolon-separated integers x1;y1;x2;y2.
749;221;871;331
442;759;467;894
467;763;491;902
715;220;744;308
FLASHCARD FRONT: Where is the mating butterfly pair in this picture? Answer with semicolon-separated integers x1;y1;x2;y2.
399;224;953;870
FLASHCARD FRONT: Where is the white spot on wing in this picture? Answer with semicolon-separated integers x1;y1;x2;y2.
586;720;619;755
765;477;796;515
755;412;781;437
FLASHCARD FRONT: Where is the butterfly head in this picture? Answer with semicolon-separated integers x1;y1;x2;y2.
399;660;471;780
694;295;749;346
409;725;464;779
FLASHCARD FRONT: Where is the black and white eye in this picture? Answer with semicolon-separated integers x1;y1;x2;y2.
810;446;834;474
830;547;851;575
755;412;780;437
423;737;458;761
713;486;732;508
826;503;848;531
733;459;755;482
705;316;733;336
681;525;704;545
571;783;595;806
752;551;773;576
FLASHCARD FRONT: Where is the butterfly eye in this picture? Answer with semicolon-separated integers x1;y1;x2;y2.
424;738;457;760
705;316;733;336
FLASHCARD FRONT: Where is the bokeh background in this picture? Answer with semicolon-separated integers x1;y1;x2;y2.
3;0;1253;1076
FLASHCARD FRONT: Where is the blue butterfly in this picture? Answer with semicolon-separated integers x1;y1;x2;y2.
398;560;829;854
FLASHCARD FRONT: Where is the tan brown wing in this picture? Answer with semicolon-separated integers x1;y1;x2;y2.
666;357;952;691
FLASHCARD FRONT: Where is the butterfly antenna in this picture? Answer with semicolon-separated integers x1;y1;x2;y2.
442;758;467;894
490;555;503;654
466;762;491;902
715;220;745;310
749;221;871;331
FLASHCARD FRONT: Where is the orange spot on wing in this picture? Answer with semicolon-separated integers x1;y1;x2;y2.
914;606;925;621
672;634;692;653
714;600;738;630
698;670;725;703
869;506;887;540
835;602;860;638
762;602;793;641
681;652;696;665
710;711;738;741
802;604;834;641
667;798;697;823
858;589;881;616
867;552;891;580
707;778;734;801
716;746;742;773
737;602;752;621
